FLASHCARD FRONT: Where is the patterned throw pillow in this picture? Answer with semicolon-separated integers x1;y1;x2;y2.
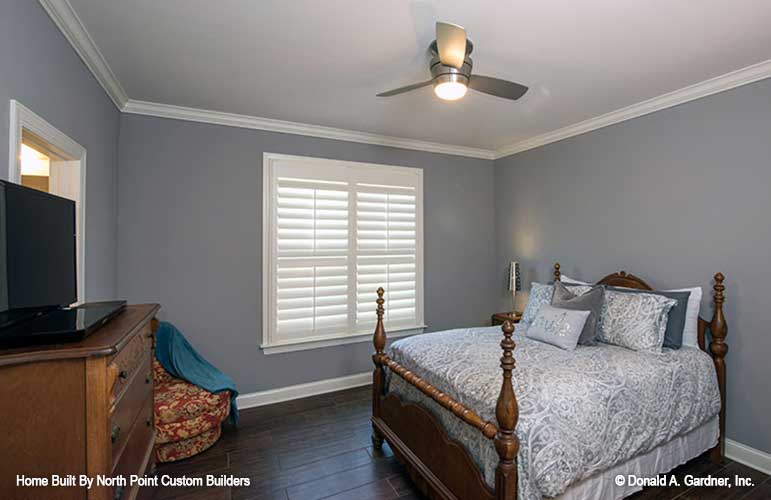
605;286;691;349
597;289;677;353
526;304;591;351
521;282;591;326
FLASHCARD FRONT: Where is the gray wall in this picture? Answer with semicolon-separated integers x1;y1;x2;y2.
116;113;497;394
0;1;120;299
7;0;767;458
495;77;771;454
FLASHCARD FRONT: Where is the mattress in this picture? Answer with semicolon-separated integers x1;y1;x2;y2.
387;325;720;500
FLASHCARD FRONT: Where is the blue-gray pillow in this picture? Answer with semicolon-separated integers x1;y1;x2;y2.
552;281;605;345
526;304;591;351
606;286;691;349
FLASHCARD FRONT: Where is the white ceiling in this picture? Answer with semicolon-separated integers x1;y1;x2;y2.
66;0;771;152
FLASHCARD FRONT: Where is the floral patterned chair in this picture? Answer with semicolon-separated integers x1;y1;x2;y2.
153;358;231;462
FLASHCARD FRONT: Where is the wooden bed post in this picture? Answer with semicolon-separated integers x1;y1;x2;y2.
709;273;728;463
494;320;520;500
371;287;387;450
553;262;561;282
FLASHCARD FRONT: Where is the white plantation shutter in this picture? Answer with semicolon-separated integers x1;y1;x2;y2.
263;154;423;350
356;188;418;329
275;178;349;339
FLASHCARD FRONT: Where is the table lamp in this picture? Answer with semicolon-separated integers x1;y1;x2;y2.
509;261;521;313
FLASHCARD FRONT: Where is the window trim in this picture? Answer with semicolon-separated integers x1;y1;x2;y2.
261;325;427;355
261;152;425;353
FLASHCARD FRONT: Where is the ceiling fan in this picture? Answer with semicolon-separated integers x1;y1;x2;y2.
377;22;529;102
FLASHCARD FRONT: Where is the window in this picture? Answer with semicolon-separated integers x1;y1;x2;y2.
262;153;424;353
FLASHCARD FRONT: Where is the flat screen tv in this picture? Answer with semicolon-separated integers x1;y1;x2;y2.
0;181;126;345
0;180;76;314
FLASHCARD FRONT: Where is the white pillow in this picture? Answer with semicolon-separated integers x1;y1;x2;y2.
665;286;702;347
560;274;589;285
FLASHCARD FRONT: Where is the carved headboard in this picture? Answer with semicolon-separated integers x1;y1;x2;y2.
554;262;652;291
552;261;724;352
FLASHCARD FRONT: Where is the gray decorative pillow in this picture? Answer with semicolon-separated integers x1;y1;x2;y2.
526;304;591;351
597;289;677;353
521;282;592;326
551;281;605;345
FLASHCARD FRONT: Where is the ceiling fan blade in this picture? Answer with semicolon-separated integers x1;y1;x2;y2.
468;75;529;100
435;22;466;68
377;80;433;97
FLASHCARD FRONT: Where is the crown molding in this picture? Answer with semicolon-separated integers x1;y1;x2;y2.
122;99;496;159
39;0;128;109
39;0;492;159
40;0;771;161
494;58;771;159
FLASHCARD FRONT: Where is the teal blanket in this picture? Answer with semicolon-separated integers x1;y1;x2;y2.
154;321;238;424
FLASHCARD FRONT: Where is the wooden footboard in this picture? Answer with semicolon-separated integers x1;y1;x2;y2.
371;287;520;500
371;265;728;500
373;394;494;499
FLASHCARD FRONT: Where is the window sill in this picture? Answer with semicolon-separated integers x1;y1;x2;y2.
261;325;428;355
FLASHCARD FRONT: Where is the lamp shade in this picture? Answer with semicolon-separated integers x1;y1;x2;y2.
509;261;521;292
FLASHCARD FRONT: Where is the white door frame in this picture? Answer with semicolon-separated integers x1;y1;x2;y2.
8;100;87;303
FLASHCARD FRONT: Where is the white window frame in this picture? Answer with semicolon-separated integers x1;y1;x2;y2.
8;100;87;303
261;153;425;355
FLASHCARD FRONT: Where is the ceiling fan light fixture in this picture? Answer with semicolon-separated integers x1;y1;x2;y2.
433;73;468;101
434;81;467;101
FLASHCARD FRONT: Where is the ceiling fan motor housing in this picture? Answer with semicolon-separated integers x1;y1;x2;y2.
429;39;473;86
430;55;472;87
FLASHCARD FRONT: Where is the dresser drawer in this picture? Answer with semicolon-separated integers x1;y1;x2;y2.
111;355;153;467
109;323;153;402
112;394;155;500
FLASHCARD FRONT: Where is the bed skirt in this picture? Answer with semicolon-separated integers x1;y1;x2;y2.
557;416;718;500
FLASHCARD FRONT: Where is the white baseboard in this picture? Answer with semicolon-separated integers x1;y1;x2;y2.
236;371;371;409
726;438;771;475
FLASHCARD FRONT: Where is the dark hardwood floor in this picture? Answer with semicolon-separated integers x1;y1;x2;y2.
154;385;769;500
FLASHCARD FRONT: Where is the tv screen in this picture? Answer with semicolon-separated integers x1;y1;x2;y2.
0;181;76;312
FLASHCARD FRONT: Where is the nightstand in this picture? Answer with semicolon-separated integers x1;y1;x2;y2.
491;311;522;326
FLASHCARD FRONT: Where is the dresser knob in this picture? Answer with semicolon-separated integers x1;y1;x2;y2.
114;484;125;500
146;416;152;427
118;370;128;380
111;424;121;443
145;371;152;384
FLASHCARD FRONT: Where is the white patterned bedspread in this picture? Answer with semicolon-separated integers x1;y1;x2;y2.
386;326;720;500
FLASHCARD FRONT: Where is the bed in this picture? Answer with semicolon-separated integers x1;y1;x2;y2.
370;264;728;500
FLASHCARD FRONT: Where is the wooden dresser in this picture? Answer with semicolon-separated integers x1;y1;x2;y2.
0;304;160;500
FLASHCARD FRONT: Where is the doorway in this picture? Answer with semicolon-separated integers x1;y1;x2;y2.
9;100;86;303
